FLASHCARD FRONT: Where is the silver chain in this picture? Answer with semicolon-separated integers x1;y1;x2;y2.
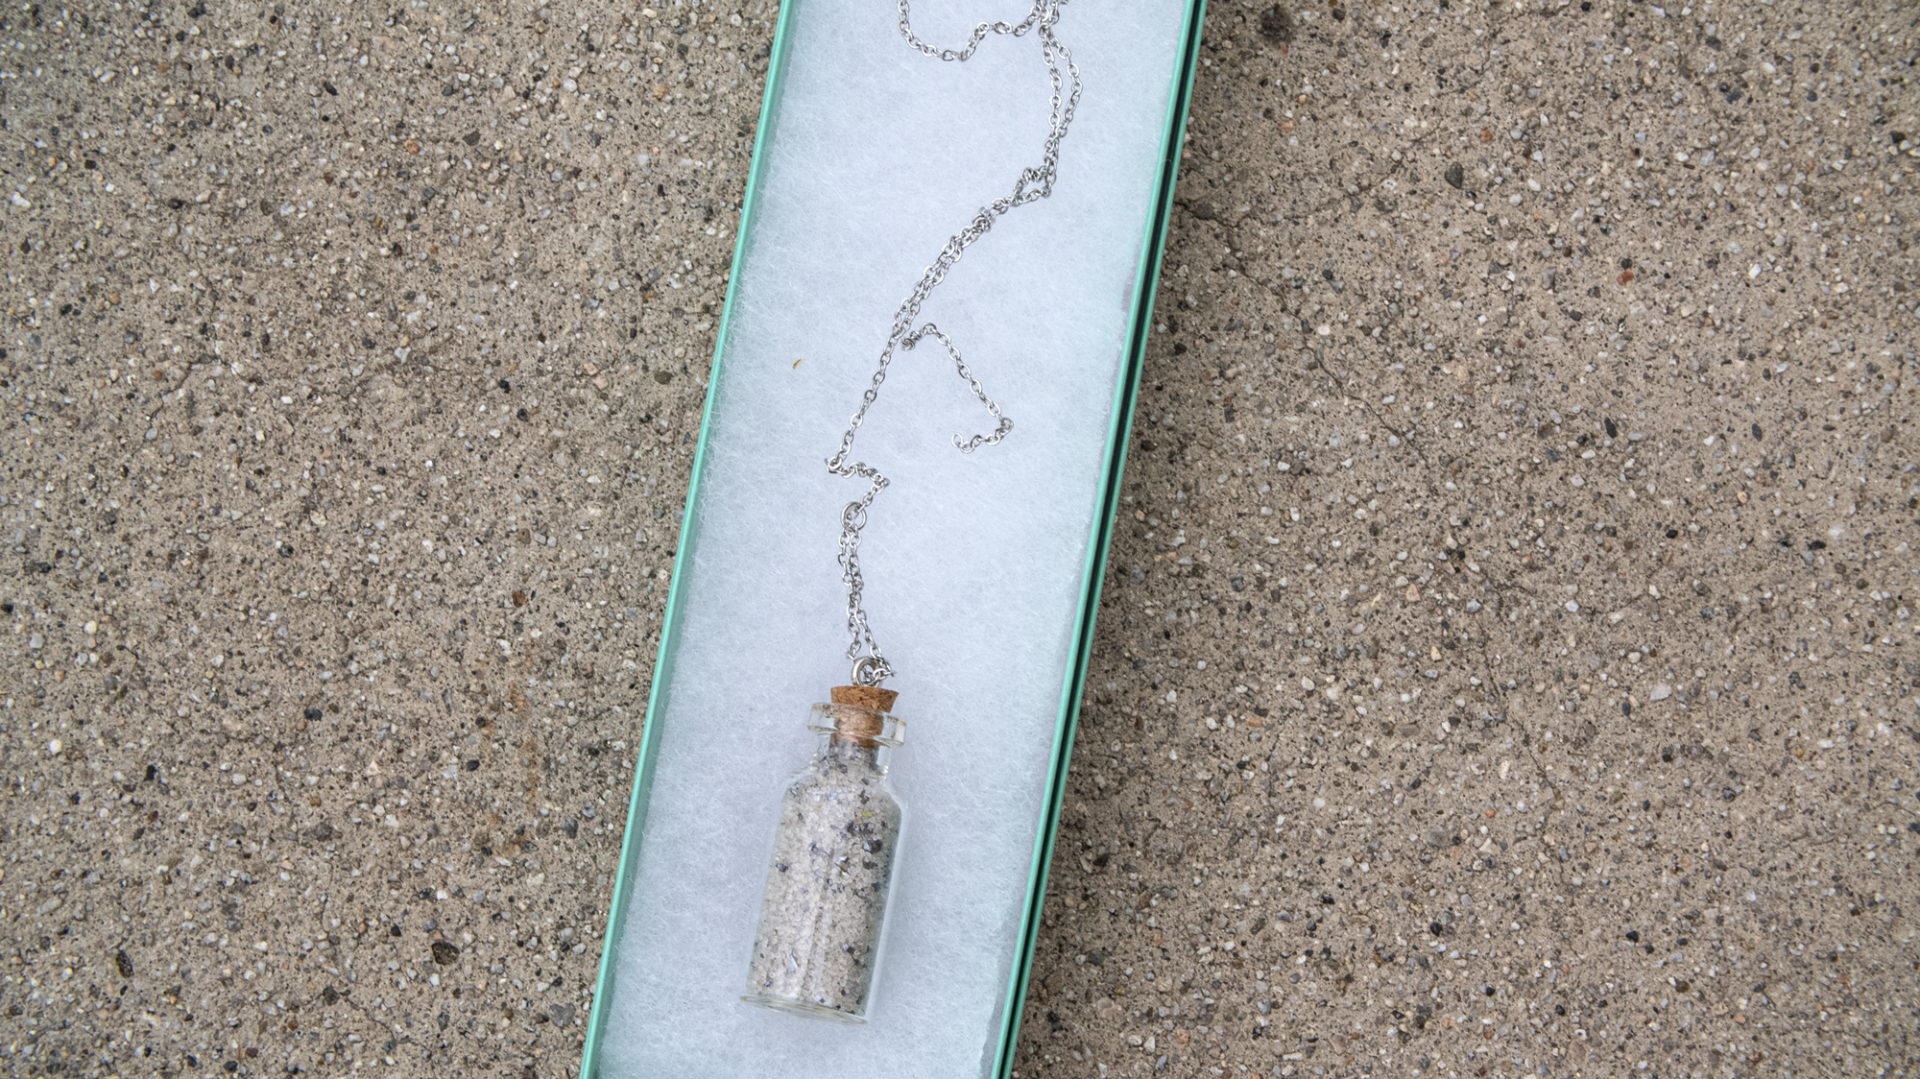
826;0;1081;687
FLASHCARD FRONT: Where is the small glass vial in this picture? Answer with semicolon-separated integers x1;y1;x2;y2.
743;685;905;1022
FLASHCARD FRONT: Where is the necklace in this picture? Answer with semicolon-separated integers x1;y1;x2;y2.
744;0;1081;1023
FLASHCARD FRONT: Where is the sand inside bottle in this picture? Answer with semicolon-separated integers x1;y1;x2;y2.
743;690;904;1021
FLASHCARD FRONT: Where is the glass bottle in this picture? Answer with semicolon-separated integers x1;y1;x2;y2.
743;685;906;1022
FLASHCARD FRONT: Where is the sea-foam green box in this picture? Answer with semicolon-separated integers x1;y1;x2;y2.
580;1;1206;1074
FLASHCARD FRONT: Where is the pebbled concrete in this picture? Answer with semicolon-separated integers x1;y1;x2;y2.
0;1;1914;1077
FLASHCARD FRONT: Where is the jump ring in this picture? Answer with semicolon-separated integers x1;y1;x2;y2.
850;655;888;687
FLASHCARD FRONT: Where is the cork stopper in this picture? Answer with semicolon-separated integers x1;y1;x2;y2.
822;685;901;748
829;685;899;712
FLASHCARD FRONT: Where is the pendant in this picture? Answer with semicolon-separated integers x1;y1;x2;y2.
742;684;905;1022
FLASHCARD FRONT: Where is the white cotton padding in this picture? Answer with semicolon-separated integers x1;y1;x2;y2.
599;1;1190;1076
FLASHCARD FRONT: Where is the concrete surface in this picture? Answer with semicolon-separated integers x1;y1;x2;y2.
1;1;1915;1077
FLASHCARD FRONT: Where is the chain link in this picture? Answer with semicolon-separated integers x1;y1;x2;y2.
826;0;1081;686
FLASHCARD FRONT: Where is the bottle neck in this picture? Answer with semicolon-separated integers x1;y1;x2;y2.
817;732;892;771
808;697;904;754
